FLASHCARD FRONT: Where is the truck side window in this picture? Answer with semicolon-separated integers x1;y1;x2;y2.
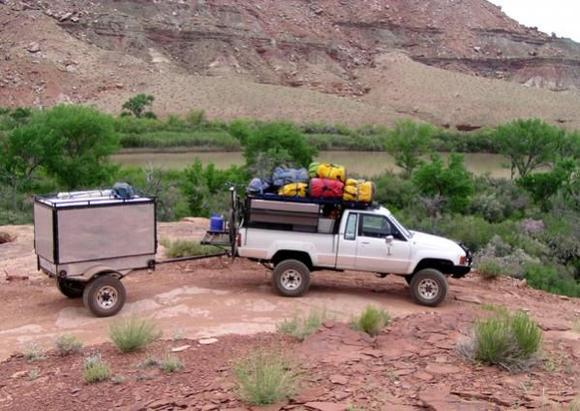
344;213;358;240
359;214;392;238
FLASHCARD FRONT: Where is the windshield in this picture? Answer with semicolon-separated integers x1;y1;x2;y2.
389;214;412;238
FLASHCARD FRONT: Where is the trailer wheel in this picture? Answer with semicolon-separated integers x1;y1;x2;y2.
56;278;85;299
83;274;126;317
409;269;448;307
272;259;311;297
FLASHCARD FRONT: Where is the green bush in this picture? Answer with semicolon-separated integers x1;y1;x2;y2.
120;130;240;150
351;305;391;337
413;154;474;213
83;353;111;384
385;120;434;176
524;263;580;298
55;335;83;356
160;355;183;373
160;239;222;258
472;310;541;370
109;317;161;353
243;121;317;171
234;350;296;405
277;309;326;341
477;258;503;280
373;171;417;210
122;94;155;118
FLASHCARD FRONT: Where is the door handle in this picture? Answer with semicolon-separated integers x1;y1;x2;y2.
361;241;370;245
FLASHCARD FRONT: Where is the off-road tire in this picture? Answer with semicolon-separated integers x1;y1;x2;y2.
56;278;85;299
409;268;448;307
272;259;311;297
82;274;126;317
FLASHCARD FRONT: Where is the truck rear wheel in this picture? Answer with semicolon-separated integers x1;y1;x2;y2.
272;259;311;297
82;274;126;317
410;269;448;307
56;278;85;299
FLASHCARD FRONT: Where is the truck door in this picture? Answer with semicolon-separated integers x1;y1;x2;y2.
335;212;358;269
354;214;412;274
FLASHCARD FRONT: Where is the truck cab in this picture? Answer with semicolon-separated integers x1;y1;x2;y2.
237;195;472;307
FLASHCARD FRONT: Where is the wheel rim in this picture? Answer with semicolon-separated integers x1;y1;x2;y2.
280;269;302;291
96;285;118;310
417;278;439;300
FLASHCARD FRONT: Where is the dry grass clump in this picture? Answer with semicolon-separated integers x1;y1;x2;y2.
234;350;297;405
277;309;326;341
351;305;391;337
109;317;161;353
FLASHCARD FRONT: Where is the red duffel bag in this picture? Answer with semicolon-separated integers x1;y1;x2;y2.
309;178;344;199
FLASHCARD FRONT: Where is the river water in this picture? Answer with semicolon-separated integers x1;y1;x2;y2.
112;151;510;178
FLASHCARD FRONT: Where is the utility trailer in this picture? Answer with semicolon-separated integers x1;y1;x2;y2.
34;190;158;316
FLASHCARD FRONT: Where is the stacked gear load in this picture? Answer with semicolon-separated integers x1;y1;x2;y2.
246;162;375;204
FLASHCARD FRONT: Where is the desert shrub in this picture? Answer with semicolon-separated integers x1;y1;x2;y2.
234;350;296;405
186;109;207;128
160;355;183;373
160;239;222;258
109;317;161;353
277;309;326;341
471;310;542;370
55;335;83;356
413;154;474;213
22;343;45;362
27;368;40;381
351;306;391;337
477;258;503;280
83;353;111;384
373;171;417;210
524;263;580;298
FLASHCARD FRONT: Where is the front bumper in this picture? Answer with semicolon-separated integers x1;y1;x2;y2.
451;243;473;278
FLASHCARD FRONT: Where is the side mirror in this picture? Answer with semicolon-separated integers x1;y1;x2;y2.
385;235;394;244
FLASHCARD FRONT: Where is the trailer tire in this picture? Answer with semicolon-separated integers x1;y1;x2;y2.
409;269;448;307
83;274;126;317
272;259;311;297
56;278;85;299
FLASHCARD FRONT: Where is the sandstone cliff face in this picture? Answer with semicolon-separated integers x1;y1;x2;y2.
34;0;580;94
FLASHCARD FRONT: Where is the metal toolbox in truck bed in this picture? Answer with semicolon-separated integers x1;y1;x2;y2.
34;190;157;279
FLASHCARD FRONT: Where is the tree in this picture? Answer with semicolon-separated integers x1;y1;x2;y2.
0;124;58;208
243;122;317;174
122;94;156;118
517;158;578;211
385;120;434;177
413;154;474;213
28;105;120;189
495;119;565;178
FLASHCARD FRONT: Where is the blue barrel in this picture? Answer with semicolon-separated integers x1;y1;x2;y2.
209;214;224;232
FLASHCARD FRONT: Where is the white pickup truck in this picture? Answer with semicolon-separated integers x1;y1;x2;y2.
236;196;471;306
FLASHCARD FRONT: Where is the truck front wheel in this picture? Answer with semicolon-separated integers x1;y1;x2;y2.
82;274;126;317
272;260;311;297
410;269;448;307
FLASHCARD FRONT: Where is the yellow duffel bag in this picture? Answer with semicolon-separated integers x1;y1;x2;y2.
315;163;346;182
343;179;375;203
278;182;308;197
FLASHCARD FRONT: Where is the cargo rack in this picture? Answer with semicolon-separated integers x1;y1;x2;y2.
246;193;377;210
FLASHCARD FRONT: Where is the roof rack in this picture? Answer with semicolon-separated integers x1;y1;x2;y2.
247;194;377;210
